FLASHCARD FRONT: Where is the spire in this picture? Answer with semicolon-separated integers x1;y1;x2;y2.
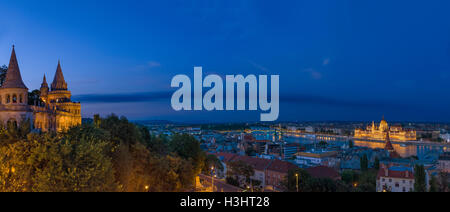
41;74;48;88
384;130;394;151
51;60;68;91
1;45;28;89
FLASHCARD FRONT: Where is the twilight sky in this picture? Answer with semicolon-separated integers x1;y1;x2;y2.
1;0;449;122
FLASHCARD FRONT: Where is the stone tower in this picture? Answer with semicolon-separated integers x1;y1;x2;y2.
0;46;32;126
40;74;49;103
0;46;81;132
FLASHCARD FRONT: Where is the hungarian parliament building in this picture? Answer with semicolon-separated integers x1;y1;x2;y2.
0;46;81;132
354;117;417;141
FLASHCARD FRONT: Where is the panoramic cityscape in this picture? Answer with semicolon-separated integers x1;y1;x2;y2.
0;0;449;204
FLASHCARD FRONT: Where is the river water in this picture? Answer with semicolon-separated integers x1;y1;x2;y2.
283;134;448;159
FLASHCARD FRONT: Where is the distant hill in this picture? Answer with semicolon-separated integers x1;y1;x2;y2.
133;120;183;126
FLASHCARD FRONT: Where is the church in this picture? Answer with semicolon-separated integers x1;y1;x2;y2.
0;46;81;132
354;116;416;141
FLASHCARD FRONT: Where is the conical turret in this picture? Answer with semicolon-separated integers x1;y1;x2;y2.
40;74;49;97
1;45;28;89
51;60;68;91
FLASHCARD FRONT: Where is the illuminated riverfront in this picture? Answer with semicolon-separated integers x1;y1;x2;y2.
354;117;416;142
284;134;449;159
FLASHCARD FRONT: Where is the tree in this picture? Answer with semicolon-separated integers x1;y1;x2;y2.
0;126;119;192
429;175;438;192
28;89;41;106
227;160;254;187
414;165;427;192
226;176;240;187
304;178;338;192
374;157;380;170
341;170;359;185
354;170;377;192
438;172;449;192
169;133;205;175
0;114;210;192
360;154;369;172
0;65;6;86
93;114;101;127
203;154;224;176
348;140;354;148
285;168;310;192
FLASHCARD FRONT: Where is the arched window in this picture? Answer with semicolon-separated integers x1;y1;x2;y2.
7;119;17;129
19;94;23;103
6;95;10;104
12;94;17;103
0;95;2;104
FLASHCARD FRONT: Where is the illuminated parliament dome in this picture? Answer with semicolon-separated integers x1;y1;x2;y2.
354;116;416;142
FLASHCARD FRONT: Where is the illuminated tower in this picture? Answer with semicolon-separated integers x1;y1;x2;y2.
0;45;32;126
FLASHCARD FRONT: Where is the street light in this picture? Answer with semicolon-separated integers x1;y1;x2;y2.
295;173;299;192
211;166;215;192
144;185;149;192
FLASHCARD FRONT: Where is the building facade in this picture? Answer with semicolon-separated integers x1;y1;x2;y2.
376;164;414;192
354;116;416;141
438;153;450;173
0;46;81;132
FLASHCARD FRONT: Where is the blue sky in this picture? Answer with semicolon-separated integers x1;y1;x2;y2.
0;0;449;122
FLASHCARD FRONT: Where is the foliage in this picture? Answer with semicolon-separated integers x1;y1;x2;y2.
0;65;6;86
0;127;118;192
353;170;377;192
227;160;254;183
285;168;311;192
341;170;359;185
360;154;369;172
438;172;449;192
0;114;208;192
28;89;41;106
169;133;205;175
202;154;224;175
414;165;427;192
374;157;380;170
429;175;438;192
348;140;354;148
226;176;240;187
336;169;377;192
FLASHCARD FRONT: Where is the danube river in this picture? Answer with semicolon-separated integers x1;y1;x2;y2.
283;133;449;159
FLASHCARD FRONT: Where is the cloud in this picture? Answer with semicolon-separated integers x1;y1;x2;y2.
303;68;322;80
147;61;161;68
135;61;161;71
73;91;172;103
73;91;407;110
281;94;399;109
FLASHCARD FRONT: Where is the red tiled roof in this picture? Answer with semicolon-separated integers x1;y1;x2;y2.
267;159;298;174
232;155;272;171
254;140;271;143
210;152;238;163
243;134;255;141
306;166;340;180
377;167;414;180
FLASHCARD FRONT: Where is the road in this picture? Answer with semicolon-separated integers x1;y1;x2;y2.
198;174;243;192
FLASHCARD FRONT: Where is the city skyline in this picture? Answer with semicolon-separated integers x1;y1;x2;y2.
1;0;450;122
